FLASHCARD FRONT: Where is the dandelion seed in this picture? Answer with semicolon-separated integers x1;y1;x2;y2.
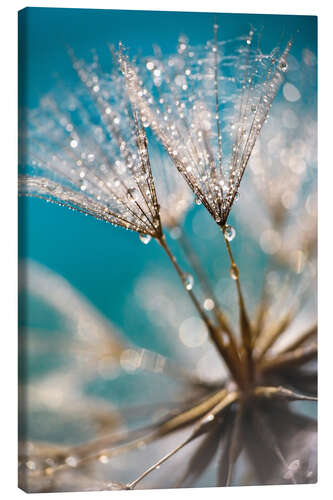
19;54;162;239
120;28;291;228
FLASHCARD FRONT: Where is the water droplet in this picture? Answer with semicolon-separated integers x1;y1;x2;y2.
204;298;215;311
202;413;215;425
223;225;236;241
127;188;139;202
99;454;109;464
184;273;194;291
229;263;239;280
234;192;240;202
25;460;36;471
65;456;78;468
139;233;152;245
195;196;202;205
279;58;288;72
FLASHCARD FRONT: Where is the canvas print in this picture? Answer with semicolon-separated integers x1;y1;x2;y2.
18;7;317;492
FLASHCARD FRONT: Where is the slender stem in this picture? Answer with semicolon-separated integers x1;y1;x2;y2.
259;343;317;374
127;436;192;489
177;229;239;357
178;230;219;307
158;234;214;327
50;389;229;477
158;234;243;387
128;391;238;489
282;324;317;354
253;385;317;402
255;312;293;361
222;228;253;384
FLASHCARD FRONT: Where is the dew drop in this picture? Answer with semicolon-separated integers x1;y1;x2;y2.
184;273;194;291
204;298;215;311
195;196;202;205
65;456;79;468
127;188;139;202
223;225;236;242
25;460;36;471
99;454;109;464
202;413;215;425
234;192;240;202
229;263;239;280
139;233;152;245
279;58;288;72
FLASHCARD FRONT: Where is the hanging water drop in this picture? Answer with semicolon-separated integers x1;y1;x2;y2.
223;225;236;241
184;273;194;290
234;192;240;202
127;188;139;202
139;233;152;245
279;58;288;72
195;196;202;205
229;263;239;280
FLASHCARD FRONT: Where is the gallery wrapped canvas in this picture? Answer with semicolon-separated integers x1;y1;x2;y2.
18;7;317;492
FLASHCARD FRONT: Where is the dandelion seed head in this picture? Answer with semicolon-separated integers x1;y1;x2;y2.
120;30;290;229
19;52;163;239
